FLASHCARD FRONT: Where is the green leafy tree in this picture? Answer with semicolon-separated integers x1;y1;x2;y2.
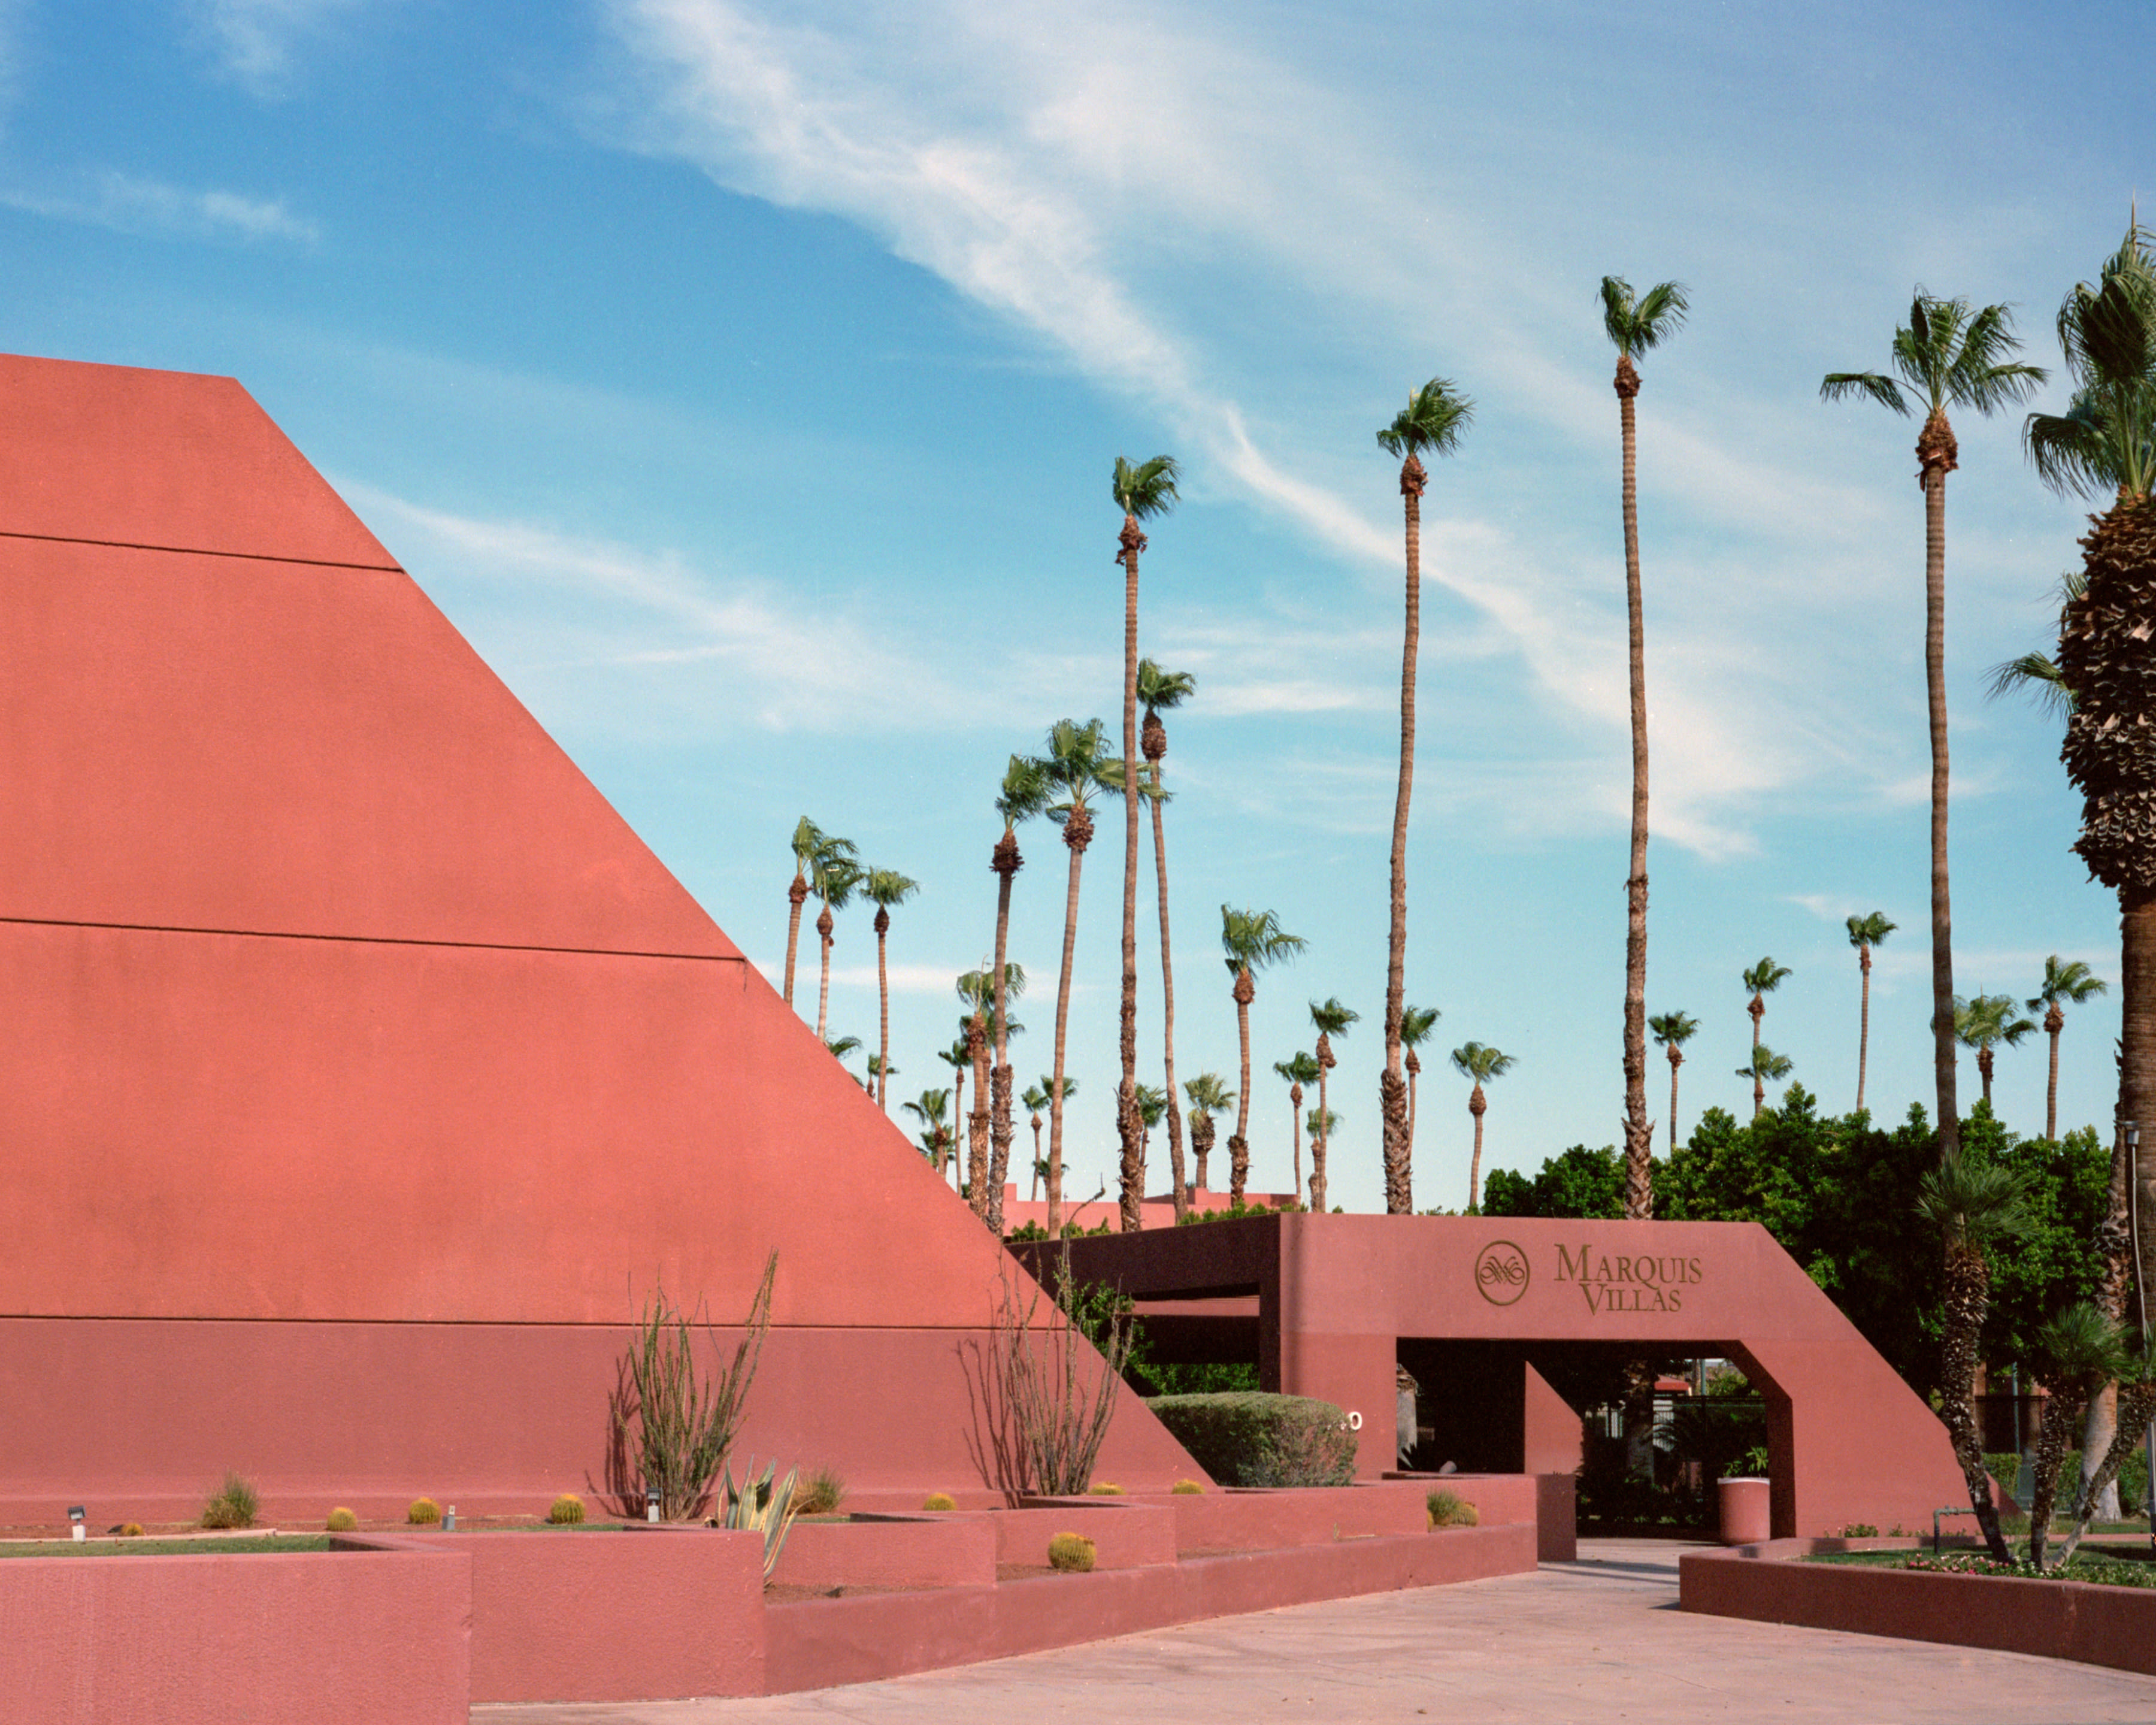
1400;1004;1440;1160
1137;658;1198;1220
1649;1010;1698;1154
1735;1044;1794;1121
1308;997;1359;1213
1220;907;1306;1204
2028;957;2107;1142
1376;379;1474;1213
1482;1144;1625;1220
1601;274;1689;1219
1824;293;2045;1161
1112;456;1181;1234
1452;1041;1516;1213
1846;912;1896;1115
1182;1072;1230;1194
1273;1051;1321;1207
861;868;919;1112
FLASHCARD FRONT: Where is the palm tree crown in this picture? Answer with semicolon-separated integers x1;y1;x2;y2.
2031;955;2107;1017
1822;293;2048;425
1221;906;1305;1205
862;866;919;1112
1182;1071;1230;1193
1451;1040;1514;1215
1736;1044;1794;1119
1600;276;1691;361
2025;222;2156;503
1377;379;1474;463
1649;1009;1698;1154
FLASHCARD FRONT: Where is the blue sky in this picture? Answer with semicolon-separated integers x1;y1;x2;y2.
11;1;2151;1212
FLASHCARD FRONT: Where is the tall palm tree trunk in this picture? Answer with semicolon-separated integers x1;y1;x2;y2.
1467;1088;1487;1212
1382;457;1426;1215
1313;1039;1331;1213
1667;1051;1682;1154
2043;1005;2063;1140
1406;1052;1420;1161
874;909;893;1112
1047;812;1092;1236
1232;970;1255;1205
989;836;1021;1234
1288;1087;1303;1208
967;1012;991;1224
1857;946;1873;1115
2126;889;2156;1334
783;875;807;1009
1617;358;1653;1220
1118;518;1145;1232
1029;1116;1044;1203
815;906;835;1043
1978;1046;1994;1108
1150;765;1186;1216
1919;413;1961;1161
1939;1241;2015;1562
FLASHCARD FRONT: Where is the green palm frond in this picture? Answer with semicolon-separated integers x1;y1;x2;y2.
1915;1150;2030;1248
1734;1045;1793;1082
1400;1004;1442;1051
1648;1010;1698;1048
1309;995;1359;1039
1038;718;1122;818
1183;1072;1230;1115
996;754;1053;828
1983;650;2073;716
1220;905;1306;976
811;849;863;909
824;1034;862;1060
1952;992;2039;1052
1136;658;1197;714
1376;376;1474;461
1021;1081;1050;1113
1742;957;1792;996
1846;912;1897;949
862;867;919;909
1274;1051;1321;1087
957;962;1026;1006
1450;1041;1515;1083
2030;1301;2127;1387
1599;275;1689;356
1823;290;2045;419
2030;955;2106;1012
1305;1107;1342;1139
1134;1084;1168;1128
1819;370;1908;414
1112;454;1181;520
2028;222;2156;498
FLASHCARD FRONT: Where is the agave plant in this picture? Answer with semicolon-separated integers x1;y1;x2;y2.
716;1457;802;1579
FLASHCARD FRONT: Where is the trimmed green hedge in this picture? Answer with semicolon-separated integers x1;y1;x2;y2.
1146;1391;1356;1487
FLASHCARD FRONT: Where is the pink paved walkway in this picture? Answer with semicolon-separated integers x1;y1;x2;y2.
475;1540;2156;1724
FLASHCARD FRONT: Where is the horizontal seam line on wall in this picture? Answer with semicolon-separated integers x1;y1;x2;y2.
0;526;404;573
0;915;741;965
0;1317;974;1330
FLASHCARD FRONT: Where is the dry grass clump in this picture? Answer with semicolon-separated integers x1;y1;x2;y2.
202;1472;259;1530
794;1469;846;1516
1427;1488;1477;1529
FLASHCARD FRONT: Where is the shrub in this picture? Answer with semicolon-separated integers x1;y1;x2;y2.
606;1253;777;1521
117;1523;144;1539
1088;1482;1124;1496
1146;1393;1356;1488
715;1458;800;1580
1047;1532;1096;1572
407;1497;442;1526
547;1493;586;1526
922;1493;958;1511
794;1469;846;1517
201;1472;259;1530
1839;1521;1879;1538
1171;1479;1205;1495
325;1508;358;1532
1427;1489;1477;1529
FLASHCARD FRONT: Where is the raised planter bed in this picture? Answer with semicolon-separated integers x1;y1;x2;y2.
1679;1538;2156;1679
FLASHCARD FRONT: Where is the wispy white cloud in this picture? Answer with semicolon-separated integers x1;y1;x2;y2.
0;170;317;242
187;0;364;98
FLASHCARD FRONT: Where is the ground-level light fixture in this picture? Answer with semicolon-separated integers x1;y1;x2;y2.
646;1487;661;1523
67;1506;84;1543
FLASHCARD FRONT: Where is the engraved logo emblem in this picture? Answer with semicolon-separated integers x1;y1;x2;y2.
1474;1240;1530;1306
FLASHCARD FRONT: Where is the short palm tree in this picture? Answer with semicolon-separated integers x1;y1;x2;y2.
903;1088;953;1169
1022;1075;1075;1203
1304;1107;1341;1200
1452;1042;1515;1213
1377;378;1473;1215
935;1036;971;1182
1953;992;2037;1109
1845;912;1895;1115
1273;1051;1321;1206
2023;1302;2125;1569
1741;958;1791;1062
959;964;1025;1227
1601;274;1689;1221
1916;1151;2031;1563
2027;956;2107;1141
782;818;852;1012
1824;293;2045;1161
866;1052;897;1096
1182;1072;1230;1194
989;755;1050;1222
1134;1081;1167;1184
1648;1010;1698;1154
1041;718;1124;1233
1400;1004;1440;1162
1113;456;1181;1236
1735;1044;1793;1121
1221;906;1306;1205
861;867;919;1112
1308;996;1359;1213
810;845;864;1044
1138;658;1197;1221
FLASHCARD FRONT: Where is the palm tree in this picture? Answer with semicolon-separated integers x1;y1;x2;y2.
936;1036;970;1182
1736;1045;1794;1121
1452;1042;1515;1213
989;755;1050;1223
1304;1107;1341;1205
2023;1302;2125;1569
1134;1081;1167;1193
1220;906;1306;1205
2028;956;2108;1141
861;868;919;1112
1041;718;1124;1234
2030;219;2156;1512
1308;996;1359;1213
1376;378;1474;1215
867;1052;897;1097
810;845;864;1044
1649;1010;1698;1153
958;966;1025;1227
1113;456;1182;1236
1824;296;2046;1162
1601;274;1689;1220
1400;1004;1440;1163
1022;1075;1075;1203
903;1088;953;1170
1183;1072;1230;1194
825;1033;863;1088
1952;992;2037;1110
781;816;843;1010
1845;912;1896;1115
1741;958;1791;1063
1138;658;1197;1222
1916;1151;2031;1563
1273;1051;1321;1206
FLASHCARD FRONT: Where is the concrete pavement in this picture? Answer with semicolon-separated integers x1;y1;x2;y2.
476;1539;2156;1724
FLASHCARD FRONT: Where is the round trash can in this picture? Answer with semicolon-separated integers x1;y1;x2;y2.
1717;1476;1770;1545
